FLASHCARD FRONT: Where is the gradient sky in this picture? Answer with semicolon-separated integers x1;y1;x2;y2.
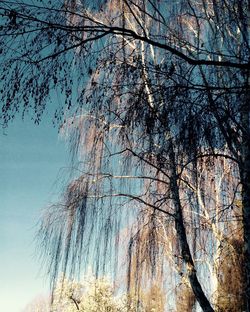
0;115;69;312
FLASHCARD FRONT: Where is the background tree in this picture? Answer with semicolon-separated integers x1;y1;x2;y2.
22;294;50;312
51;275;120;312
48;274;165;312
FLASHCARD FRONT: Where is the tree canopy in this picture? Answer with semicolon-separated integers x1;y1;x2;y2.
0;1;249;311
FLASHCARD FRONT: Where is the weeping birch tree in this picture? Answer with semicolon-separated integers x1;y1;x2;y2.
0;1;249;311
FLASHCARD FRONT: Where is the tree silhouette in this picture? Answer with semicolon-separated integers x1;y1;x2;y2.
0;1;249;311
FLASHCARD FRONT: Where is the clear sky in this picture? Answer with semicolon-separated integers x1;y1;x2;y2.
0;115;69;312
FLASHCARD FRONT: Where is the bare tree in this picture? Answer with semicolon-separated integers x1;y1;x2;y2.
0;1;249;311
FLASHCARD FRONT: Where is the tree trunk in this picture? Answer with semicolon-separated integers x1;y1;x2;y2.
240;76;250;310
241;148;250;311
169;142;214;312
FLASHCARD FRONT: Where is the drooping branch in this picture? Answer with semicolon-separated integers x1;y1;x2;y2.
0;3;249;69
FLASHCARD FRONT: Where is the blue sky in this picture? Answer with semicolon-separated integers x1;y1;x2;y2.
0;115;69;312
